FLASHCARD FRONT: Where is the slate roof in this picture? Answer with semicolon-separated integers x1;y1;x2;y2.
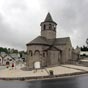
10;53;20;59
26;36;70;46
54;37;70;45
3;54;15;60
26;36;49;46
41;13;57;25
44;12;53;22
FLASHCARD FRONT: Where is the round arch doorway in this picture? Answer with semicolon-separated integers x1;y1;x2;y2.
6;61;10;65
6;61;10;68
34;61;41;69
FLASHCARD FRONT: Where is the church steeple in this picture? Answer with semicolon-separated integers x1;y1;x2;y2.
40;13;57;39
44;12;53;22
42;12;57;25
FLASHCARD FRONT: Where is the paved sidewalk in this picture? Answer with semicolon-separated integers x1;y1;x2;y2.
0;64;86;78
63;65;88;71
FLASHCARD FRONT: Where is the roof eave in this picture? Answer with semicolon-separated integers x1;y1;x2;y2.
40;21;57;26
26;43;50;46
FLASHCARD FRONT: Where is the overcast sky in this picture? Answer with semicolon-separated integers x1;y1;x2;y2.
0;0;88;51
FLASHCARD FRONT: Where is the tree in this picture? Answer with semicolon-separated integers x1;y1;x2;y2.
80;45;88;51
0;47;8;53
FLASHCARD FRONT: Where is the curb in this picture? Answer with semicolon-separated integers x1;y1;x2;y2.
0;71;88;81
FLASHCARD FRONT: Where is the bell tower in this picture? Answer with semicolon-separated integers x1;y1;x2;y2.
40;13;57;39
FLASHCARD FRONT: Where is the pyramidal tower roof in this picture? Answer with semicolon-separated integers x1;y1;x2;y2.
43;12;57;25
44;12;53;22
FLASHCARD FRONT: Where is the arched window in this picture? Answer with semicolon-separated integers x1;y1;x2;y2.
49;24;52;29
54;25;56;31
44;24;46;30
29;50;33;56
34;50;40;55
43;52;46;57
69;48;70;51
7;58;9;60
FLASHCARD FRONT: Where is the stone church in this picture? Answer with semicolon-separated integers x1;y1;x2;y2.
26;13;80;69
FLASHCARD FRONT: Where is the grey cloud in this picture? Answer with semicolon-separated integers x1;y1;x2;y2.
43;0;88;47
0;13;25;50
61;0;88;46
0;0;88;50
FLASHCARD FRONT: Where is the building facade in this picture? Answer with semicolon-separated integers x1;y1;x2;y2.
26;13;79;69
